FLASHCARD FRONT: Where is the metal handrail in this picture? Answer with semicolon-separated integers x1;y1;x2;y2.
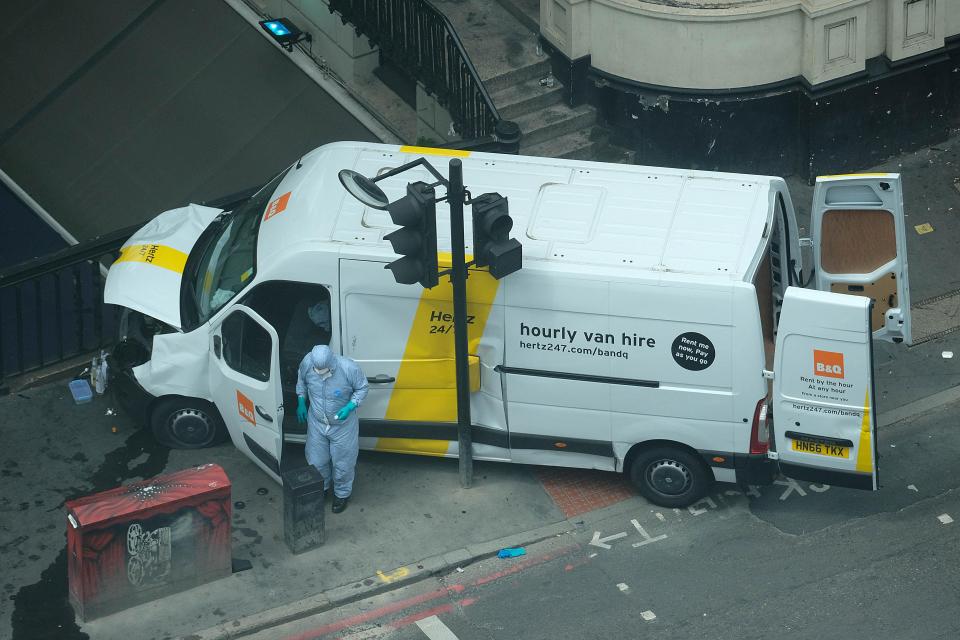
328;0;501;140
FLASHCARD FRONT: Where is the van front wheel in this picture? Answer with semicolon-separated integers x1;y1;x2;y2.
628;447;711;508
151;398;226;449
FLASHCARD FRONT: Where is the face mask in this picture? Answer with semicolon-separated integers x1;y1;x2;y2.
314;366;331;378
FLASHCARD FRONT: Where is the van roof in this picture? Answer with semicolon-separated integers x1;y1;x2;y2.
258;142;780;283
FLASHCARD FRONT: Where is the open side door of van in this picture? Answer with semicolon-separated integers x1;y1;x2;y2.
810;173;912;345
209;304;283;483
772;287;877;491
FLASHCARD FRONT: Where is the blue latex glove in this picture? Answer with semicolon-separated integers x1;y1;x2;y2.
335;401;357;421
497;547;526;559
297;397;308;424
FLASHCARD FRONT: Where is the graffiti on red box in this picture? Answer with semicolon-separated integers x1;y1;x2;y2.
66;464;232;620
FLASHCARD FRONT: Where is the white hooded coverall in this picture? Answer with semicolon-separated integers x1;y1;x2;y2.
296;345;369;498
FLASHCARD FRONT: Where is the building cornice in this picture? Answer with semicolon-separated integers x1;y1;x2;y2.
592;0;871;22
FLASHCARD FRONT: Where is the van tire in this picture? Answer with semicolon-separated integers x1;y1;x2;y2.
150;397;227;449
628;446;711;508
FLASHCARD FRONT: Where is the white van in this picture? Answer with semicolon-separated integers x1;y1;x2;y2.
104;142;911;507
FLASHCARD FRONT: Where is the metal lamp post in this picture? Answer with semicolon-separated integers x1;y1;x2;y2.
339;157;476;488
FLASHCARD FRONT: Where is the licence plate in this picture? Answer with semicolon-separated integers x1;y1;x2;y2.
791;439;849;458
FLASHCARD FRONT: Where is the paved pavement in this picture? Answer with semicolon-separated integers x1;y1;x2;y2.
1;384;567;640
235;401;960;640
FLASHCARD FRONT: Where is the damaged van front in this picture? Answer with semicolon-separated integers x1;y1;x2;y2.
105;168;290;448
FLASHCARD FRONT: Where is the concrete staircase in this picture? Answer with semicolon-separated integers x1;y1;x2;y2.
428;0;632;163
484;59;632;162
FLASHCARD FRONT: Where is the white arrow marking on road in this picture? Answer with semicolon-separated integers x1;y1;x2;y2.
590;530;628;549
416;615;461;640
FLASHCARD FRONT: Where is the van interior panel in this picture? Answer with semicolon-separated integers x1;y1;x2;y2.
831;274;898;331
820;210;896;274
753;250;775;370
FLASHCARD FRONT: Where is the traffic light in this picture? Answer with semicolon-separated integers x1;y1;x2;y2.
383;181;439;288
472;192;522;279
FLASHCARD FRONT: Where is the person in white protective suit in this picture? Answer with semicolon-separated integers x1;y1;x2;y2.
295;345;369;513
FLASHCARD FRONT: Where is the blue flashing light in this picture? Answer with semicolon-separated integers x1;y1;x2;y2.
264;20;291;37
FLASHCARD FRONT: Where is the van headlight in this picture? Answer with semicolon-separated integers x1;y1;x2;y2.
112;308;172;369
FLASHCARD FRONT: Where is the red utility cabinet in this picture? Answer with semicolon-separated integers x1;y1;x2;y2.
65;464;232;620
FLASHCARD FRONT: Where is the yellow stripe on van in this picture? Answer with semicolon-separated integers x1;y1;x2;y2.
374;438;452;457
399;145;471;158
381;258;500;439
817;173;892;180
114;244;189;274
855;390;873;473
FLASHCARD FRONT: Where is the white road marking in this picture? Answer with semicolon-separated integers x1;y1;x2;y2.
630;519;668;548
640;610;657;621
937;513;954;524
774;477;807;500
590;530;628;549
687;496;717;515
416;615;460;640
616;583;630;593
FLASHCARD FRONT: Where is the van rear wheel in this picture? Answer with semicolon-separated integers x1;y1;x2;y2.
151;397;226;449
628;447;711;508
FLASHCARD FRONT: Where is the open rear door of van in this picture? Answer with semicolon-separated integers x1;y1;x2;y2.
811;173;912;344
772;287;877;491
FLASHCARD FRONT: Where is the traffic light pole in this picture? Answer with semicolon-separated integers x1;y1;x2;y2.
447;158;473;489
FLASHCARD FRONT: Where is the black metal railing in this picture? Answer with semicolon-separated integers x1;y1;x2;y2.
328;0;502;141
0;188;260;389
0;224;137;387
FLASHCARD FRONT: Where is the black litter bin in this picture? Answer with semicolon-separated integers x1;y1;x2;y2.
283;465;325;553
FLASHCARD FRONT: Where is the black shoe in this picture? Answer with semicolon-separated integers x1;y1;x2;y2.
332;496;350;513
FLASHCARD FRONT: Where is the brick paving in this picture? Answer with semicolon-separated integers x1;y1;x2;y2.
534;467;636;518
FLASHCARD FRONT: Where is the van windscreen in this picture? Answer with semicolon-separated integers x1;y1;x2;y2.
183;168;290;328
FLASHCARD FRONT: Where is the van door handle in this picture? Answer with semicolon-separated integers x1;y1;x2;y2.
213;335;222;359
367;374;395;384
255;405;273;422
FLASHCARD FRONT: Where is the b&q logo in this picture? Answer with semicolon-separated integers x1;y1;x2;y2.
263;191;291;221
237;390;256;426
813;350;844;379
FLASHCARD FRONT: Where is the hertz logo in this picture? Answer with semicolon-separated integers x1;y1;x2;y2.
813;350;844;379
